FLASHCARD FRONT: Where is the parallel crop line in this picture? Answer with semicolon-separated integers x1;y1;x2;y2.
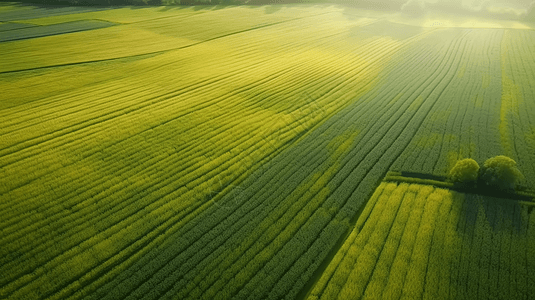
360;185;418;299
420;189;453;300
436;192;464;299
230;28;449;300
429;31;491;172
0;9;333;74
487;200;505;299
2;29;370;282
411;30;482;175
0;24;360;202
499;202;514;299
337;28;468;215
1;56;330;292
0;60;294;219
0;12;340;127
398;30;470;173
88;33;406;300
449;195;476;299
254;29;461;299
171;134;350;298
0;10;342;75
337;183;409;299
508;31;535;187
276;28;468;300
310;28;468;300
465;197;486;300
0;29;340;205
399;188;443;300
321;183;400;299
511;203;528;300
0;38;304;162
306;182;388;299
527;207;535;298
163;28;422;298
18;24;400;300
125;37;404;298
380;185;433;299
457;34;481;161
2;97;318;294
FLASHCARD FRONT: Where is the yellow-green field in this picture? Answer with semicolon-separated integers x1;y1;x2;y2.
1;3;534;299
310;182;535;300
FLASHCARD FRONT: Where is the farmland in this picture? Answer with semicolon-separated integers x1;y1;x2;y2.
309;181;535;300
1;2;535;299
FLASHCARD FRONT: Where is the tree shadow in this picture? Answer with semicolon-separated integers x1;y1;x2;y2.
460;192;527;235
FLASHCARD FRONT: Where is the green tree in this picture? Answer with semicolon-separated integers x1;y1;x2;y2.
479;155;524;191
448;158;479;185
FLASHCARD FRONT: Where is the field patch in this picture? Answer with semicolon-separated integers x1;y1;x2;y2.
0;20;116;42
0;25;194;72
0;5;114;21
13;6;207;25
0;21;35;31
309;181;535;300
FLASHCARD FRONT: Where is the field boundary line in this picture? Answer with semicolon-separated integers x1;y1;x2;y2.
0;10;335;74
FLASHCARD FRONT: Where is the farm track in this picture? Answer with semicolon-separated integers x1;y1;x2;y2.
1;4;534;300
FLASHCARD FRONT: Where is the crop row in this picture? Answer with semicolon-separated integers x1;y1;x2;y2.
80;21;422;300
0;12;412;299
228;26;478;300
392;29;505;177
56;19;436;298
103;26;479;300
0;10;353;200
309;182;535;300
1;21;342;292
0;6;344;73
391;29;535;190
499;30;535;189
4;8;534;299
182;27;475;300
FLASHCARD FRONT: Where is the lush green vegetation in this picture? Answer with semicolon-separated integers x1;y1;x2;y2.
309;182;535;300
446;155;525;192
480;155;525;191
1;3;534;300
448;158;479;184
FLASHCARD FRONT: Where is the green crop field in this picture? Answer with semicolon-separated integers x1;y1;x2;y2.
310;181;535;300
1;2;534;299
